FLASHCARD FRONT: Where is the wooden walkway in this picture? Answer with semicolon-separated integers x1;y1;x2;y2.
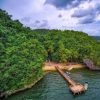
55;66;87;95
83;59;100;71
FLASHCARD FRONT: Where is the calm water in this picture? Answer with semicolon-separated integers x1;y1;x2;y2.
7;69;100;100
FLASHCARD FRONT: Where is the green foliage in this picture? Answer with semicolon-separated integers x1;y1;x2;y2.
34;30;100;65
0;9;47;94
0;9;100;95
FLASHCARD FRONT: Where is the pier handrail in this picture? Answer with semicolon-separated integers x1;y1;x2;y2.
55;66;87;95
55;66;76;86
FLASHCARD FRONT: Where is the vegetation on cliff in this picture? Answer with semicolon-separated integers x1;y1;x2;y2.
0;9;100;96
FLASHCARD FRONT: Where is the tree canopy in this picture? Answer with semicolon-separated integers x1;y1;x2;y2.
0;9;100;97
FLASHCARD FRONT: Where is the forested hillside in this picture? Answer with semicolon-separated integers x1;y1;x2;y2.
0;9;47;97
0;9;100;97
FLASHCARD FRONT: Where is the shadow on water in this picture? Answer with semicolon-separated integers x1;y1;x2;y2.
7;68;100;100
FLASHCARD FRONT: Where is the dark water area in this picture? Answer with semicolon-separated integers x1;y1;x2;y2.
92;36;100;40
7;69;100;100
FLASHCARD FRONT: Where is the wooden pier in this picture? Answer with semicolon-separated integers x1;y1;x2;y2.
55;66;88;95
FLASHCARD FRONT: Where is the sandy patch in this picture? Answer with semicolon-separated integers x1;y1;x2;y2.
43;62;84;71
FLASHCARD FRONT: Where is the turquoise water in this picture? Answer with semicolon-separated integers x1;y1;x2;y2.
7;69;100;100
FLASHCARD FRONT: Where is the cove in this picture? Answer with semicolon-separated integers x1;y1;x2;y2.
7;69;100;100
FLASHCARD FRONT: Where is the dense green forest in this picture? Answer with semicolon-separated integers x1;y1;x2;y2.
0;9;100;97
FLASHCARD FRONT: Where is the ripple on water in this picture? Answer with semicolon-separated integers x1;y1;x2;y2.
7;69;100;100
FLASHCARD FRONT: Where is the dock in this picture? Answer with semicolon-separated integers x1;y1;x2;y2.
55;66;88;95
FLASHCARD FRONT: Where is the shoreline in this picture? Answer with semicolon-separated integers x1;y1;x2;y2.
1;76;44;98
43;62;85;71
1;62;85;99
